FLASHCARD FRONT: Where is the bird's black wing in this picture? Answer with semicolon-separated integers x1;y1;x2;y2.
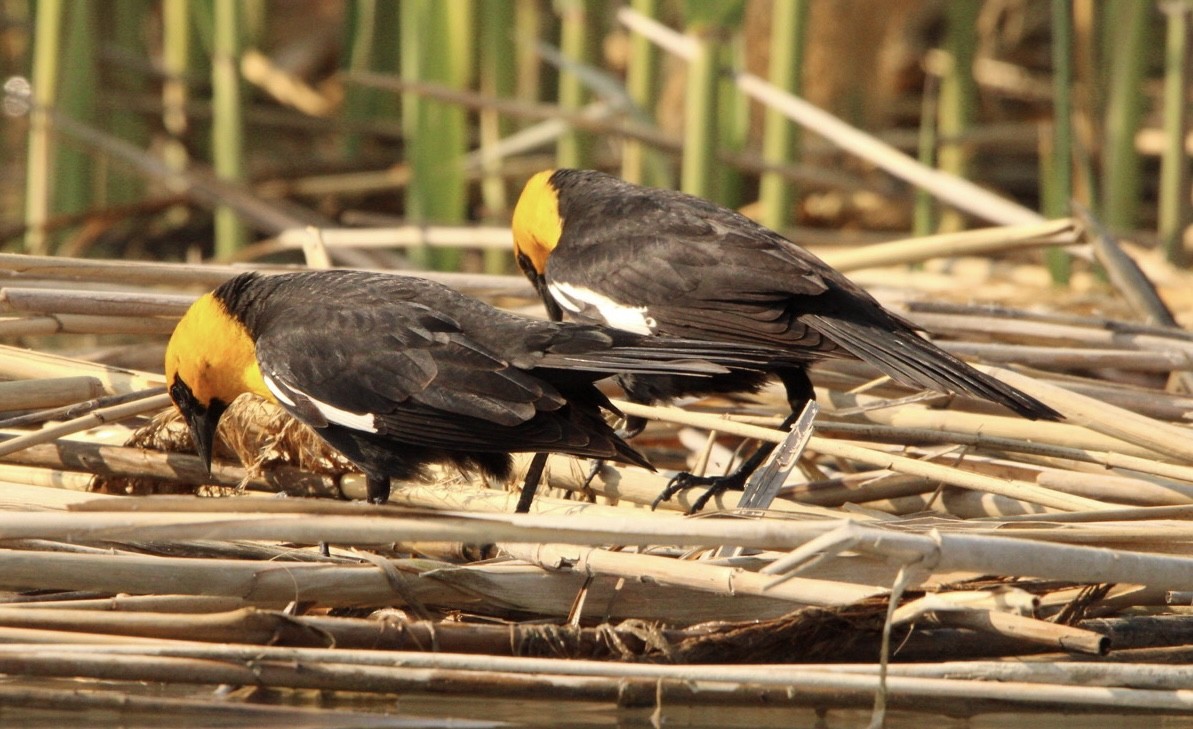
252;293;573;449
548;190;847;355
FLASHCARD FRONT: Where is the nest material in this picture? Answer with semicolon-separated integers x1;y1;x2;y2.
93;395;356;495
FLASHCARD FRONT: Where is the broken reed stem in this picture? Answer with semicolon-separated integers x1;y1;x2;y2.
916;610;1109;656
274;225;513;250
0;387;167;429
941;342;1191;372
0;640;1171;688
0;464;95;492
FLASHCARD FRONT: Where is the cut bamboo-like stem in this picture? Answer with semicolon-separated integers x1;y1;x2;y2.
822;390;1168;461
503;452;851;518
274;225;514;250
0;684;393;724
0;252;535;297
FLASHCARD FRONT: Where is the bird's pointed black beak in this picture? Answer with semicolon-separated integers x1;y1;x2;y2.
515;250;564;322
169;378;227;473
184;402;226;473
533;272;565;323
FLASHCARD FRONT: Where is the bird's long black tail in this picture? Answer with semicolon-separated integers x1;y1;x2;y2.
804;314;1062;421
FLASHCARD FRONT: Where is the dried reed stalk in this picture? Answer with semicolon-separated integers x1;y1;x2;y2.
0;376;107;412
2;641;1192;712
2;508;1193;593
0;394;172;457
0;314;176;337
0;287;194;316
501;542;885;607
820;218;1079;272
611;399;1110;511
0;345;163;393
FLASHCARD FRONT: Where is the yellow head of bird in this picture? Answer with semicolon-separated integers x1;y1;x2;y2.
511;170;564;275
164;291;269;470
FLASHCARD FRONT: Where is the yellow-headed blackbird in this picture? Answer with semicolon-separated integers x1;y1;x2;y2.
165;270;782;508
513;168;1063;510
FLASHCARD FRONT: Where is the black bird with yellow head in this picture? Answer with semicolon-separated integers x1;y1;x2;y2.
512;168;1063;511
165;269;782;507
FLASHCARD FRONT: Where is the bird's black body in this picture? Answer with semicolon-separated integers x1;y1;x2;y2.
172;270;784;506
513;169;1062;510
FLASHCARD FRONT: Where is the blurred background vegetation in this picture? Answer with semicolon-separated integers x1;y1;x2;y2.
0;0;1189;281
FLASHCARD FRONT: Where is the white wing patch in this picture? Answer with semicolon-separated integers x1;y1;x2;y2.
549;281;657;335
263;373;378;434
263;374;297;407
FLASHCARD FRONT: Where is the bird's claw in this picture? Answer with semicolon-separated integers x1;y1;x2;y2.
581;458;606;492
652;470;749;514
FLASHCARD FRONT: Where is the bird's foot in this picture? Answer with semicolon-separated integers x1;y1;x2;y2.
580;459;607;491
652;469;749;514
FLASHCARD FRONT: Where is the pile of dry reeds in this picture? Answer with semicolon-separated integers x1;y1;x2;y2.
3;225;1193;724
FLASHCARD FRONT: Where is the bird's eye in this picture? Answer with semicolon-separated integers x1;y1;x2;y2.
169;378;202;413
515;250;536;274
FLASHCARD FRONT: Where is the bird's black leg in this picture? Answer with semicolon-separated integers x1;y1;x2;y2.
651;411;798;512
653;368;814;514
579;413;648;491
321;473;391;558
366;474;391;505
515;452;549;513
